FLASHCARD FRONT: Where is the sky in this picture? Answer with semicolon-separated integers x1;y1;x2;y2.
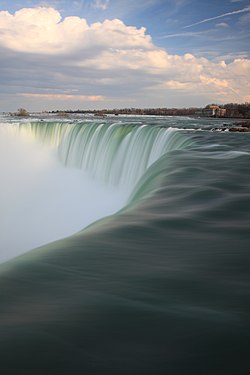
0;0;249;111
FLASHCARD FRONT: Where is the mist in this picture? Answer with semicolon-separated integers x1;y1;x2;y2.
0;124;127;263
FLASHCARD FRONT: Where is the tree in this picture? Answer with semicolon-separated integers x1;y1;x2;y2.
16;108;29;116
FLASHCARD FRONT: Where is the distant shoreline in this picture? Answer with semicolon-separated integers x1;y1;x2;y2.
2;102;250;120
2;110;250;131
3;112;250;121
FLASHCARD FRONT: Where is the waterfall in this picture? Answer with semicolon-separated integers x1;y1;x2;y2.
1;119;192;262
19;121;193;192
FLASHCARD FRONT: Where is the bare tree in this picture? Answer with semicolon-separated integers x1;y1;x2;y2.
16;108;29;116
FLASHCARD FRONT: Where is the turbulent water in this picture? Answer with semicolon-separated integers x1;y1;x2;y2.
0;114;249;374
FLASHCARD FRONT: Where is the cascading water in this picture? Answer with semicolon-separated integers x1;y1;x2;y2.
1;119;192;263
20;121;193;190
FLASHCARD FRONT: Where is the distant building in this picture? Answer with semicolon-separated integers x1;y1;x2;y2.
196;105;226;117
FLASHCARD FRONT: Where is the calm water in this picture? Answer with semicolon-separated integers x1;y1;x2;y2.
0;115;249;374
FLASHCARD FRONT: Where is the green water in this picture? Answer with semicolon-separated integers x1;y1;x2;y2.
0;115;249;374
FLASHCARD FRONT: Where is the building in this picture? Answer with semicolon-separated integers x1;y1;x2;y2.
196;105;226;117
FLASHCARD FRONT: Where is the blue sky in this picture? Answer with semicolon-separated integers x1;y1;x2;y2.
0;0;249;111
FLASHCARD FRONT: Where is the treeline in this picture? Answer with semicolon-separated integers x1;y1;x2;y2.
113;107;198;116
51;107;197;116
50;102;250;118
220;103;250;118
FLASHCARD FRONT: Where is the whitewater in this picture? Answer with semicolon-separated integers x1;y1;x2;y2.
0;114;249;374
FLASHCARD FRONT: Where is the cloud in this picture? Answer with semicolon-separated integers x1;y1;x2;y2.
18;93;104;101
93;0;109;11
199;75;229;88
238;12;250;25
184;5;250;28
161;80;194;90
0;6;249;110
0;7;152;54
216;22;229;28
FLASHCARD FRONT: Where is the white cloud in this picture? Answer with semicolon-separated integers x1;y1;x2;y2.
199;75;229;88
0;6;249;109
93;0;110;11
161;80;194;90
18;93;104;101
216;22;229;28
0;7;152;54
